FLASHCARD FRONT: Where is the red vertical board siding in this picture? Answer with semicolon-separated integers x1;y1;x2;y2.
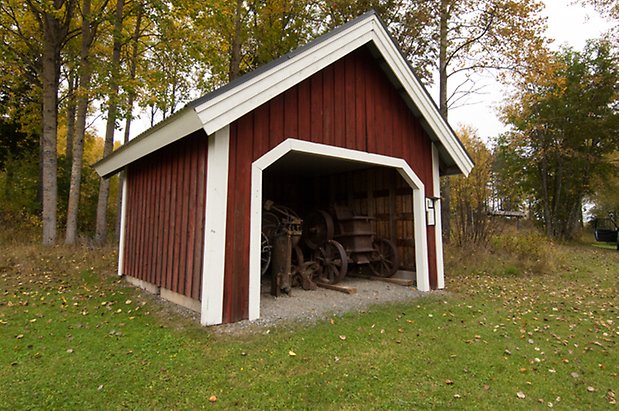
161;153;172;289
193;137;207;300
254;103;270;160
310;71;323;142
333;61;346;148
297;79;311;141
184;144;197;296
354;56;367;151
269;95;284;148
322;65;335;146
344;56;356;150
166;153;178;290
123;130;208;300
223;117;252;323
221;47;441;322
284;87;298;138
172;148;184;292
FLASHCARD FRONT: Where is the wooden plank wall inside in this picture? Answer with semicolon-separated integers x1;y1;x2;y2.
263;167;416;271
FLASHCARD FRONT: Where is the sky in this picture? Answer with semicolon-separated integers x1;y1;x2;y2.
101;0;614;143
445;0;614;142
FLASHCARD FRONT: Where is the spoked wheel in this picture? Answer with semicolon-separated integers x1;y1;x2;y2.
260;232;272;276
314;240;348;284
303;210;334;250
369;238;399;277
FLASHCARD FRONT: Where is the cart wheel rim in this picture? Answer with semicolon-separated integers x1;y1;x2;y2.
369;238;399;277
315;240;348;284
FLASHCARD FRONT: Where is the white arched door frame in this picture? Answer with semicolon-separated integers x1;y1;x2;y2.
248;138;430;320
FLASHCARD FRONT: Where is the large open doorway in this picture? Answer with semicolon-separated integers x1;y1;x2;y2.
248;139;430;320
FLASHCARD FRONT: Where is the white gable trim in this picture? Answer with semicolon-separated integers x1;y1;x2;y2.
195;14;472;177
94;13;472;180
195;23;374;136
248;138;431;321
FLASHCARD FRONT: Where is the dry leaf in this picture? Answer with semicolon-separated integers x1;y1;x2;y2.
339;335;346;341
209;395;217;402
445;379;454;385
517;391;526;399
288;350;296;357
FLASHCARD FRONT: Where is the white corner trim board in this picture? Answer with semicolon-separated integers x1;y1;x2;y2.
248;139;432;319
200;126;230;326
432;144;445;289
117;174;128;276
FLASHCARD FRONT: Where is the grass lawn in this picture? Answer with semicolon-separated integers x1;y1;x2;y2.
1;239;617;409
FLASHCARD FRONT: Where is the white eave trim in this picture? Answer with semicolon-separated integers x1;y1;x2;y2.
94;14;472;178
93;108;203;178
194;15;473;177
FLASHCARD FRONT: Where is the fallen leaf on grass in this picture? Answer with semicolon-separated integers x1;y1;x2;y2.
587;386;596;392
339;335;346;341
209;395;217;403
445;379;454;385
288;350;296;357
516;391;526;399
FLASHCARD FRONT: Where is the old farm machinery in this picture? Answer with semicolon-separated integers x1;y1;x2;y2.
261;201;400;295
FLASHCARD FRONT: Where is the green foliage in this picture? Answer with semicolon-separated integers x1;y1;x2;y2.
499;39;619;239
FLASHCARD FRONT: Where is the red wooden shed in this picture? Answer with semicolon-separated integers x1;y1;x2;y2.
94;11;473;325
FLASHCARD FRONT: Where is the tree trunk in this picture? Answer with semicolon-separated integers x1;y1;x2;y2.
540;153;552;237
41;32;60;246
438;0;451;242
229;0;243;81
115;2;143;241
26;0;74;245
65;0;93;245
94;0;124;245
65;69;77;166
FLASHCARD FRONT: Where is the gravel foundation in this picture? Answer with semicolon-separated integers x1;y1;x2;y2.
212;277;424;334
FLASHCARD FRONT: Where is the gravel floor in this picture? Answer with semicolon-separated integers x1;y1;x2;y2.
212;277;424;334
